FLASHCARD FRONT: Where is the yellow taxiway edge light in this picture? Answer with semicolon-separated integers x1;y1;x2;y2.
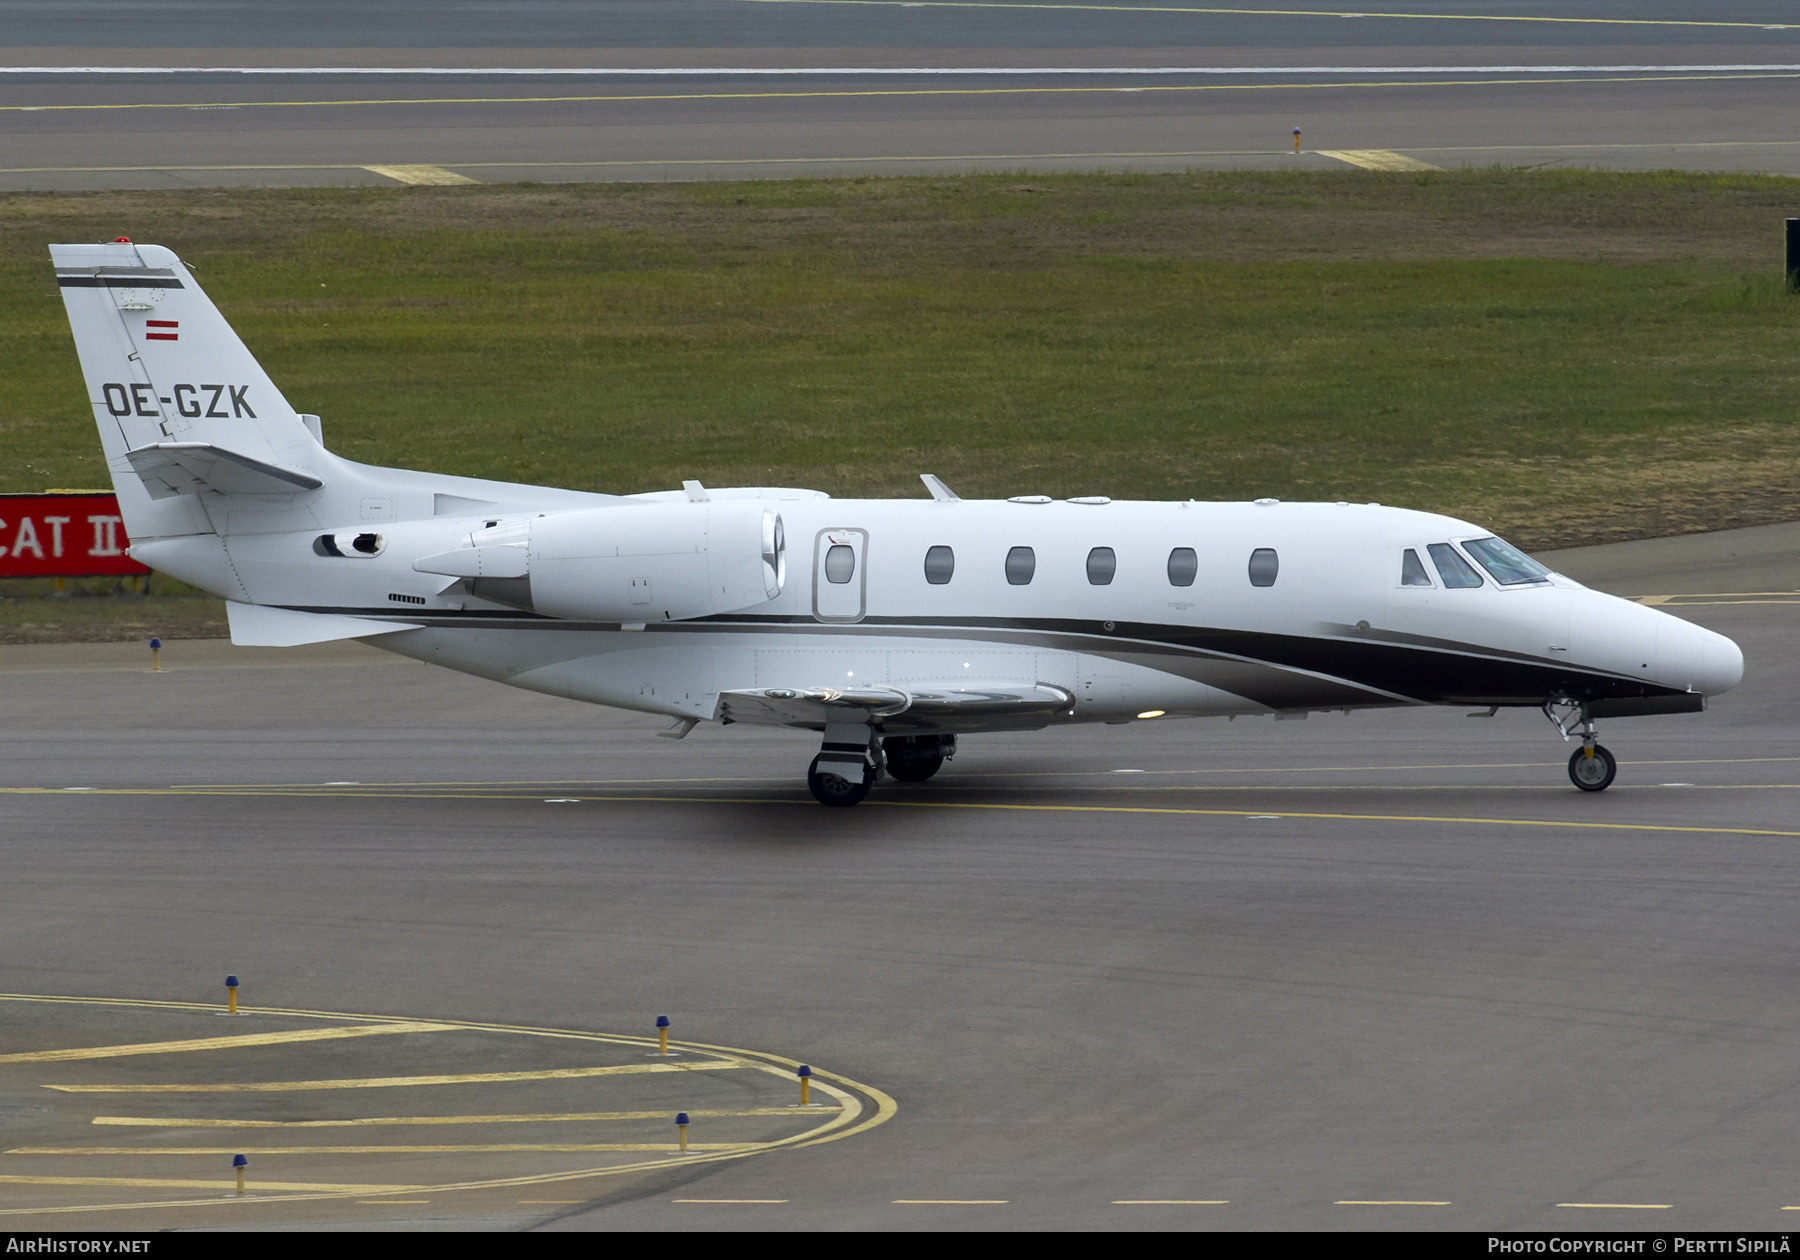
2;71;1797;112
0;1175;423;1192
46;1060;744;1093
0;1022;449;1064
91;1106;843;1128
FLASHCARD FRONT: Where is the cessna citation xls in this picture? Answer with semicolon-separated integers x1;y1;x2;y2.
52;240;1744;805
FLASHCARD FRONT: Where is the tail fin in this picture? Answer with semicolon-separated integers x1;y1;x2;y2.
51;241;322;540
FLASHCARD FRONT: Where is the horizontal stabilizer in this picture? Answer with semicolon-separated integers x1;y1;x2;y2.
125;442;322;499
412;546;530;579
227;601;422;647
718;682;1074;729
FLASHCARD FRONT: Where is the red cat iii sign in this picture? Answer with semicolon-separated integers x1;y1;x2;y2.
0;493;151;578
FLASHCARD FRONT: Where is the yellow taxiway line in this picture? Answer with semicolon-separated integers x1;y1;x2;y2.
0;1022;448;1065
0;1175;422;1193
46;1060;743;1093
12;1144;760;1155
91;1107;841;1128
722;1;1799;32
3;70;1796;112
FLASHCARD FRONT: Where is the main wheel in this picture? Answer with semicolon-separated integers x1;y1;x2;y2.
883;736;946;783
808;754;875;807
1568;743;1618;792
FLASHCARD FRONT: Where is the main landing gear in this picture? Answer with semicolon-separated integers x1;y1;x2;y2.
806;727;956;807
1544;699;1618;792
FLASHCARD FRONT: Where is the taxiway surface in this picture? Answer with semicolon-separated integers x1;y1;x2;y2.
0;525;1796;1230
4;1;1800;189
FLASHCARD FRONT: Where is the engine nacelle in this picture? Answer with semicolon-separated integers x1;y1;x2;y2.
443;502;785;622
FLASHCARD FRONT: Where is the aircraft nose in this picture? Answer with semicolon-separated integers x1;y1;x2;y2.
1656;615;1744;697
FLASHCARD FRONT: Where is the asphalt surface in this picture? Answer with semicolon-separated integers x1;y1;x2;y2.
0;524;1796;1230
4;1;1800;189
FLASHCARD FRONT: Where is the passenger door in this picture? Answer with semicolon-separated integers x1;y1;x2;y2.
812;528;868;623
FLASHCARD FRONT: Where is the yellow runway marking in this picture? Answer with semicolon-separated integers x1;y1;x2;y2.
4;71;1797;113
0;1175;421;1192
1316;149;1442;172
92;1107;840;1128
1336;1199;1451;1205
14;1144;759;1155
358;1199;429;1204
1113;1198;1230;1204
724;1;1797;32
521;1199;585;1204
674;1198;790;1203
0;1022;448;1064
1557;1202;1673;1209
362;163;480;185
47;1060;743;1093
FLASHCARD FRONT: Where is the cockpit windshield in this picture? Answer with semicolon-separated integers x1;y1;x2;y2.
1461;536;1552;586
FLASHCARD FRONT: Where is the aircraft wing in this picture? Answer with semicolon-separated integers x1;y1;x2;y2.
717;681;1075;731
124;442;323;499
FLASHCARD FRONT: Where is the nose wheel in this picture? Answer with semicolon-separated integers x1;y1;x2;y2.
1568;743;1617;792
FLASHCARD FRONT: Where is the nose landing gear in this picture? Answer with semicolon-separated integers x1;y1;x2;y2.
1568;743;1617;792
1544;698;1618;792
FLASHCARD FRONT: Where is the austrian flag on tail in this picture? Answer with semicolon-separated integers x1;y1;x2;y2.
145;320;178;341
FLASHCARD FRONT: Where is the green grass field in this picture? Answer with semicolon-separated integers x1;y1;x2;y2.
3;168;1797;639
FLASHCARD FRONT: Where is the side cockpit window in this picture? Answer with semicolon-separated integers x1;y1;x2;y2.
1400;548;1433;587
1428;542;1484;589
1461;536;1552;586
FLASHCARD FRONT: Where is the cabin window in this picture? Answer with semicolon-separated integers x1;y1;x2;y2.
1461;536;1552;586
1005;546;1036;586
824;544;857;585
1400;548;1433;587
1167;547;1198;587
923;545;955;585
1428;542;1484;589
1086;546;1116;586
1248;548;1279;588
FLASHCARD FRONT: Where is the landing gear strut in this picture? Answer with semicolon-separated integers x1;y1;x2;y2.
1544;698;1618;792
883;734;955;783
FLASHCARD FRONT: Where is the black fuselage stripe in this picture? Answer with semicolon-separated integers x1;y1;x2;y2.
295;605;1679;708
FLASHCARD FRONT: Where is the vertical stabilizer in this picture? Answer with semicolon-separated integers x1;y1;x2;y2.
51;241;322;539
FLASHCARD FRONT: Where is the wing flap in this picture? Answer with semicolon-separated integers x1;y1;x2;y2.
718;681;1074;729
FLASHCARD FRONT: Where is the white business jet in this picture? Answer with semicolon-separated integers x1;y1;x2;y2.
52;240;1744;805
